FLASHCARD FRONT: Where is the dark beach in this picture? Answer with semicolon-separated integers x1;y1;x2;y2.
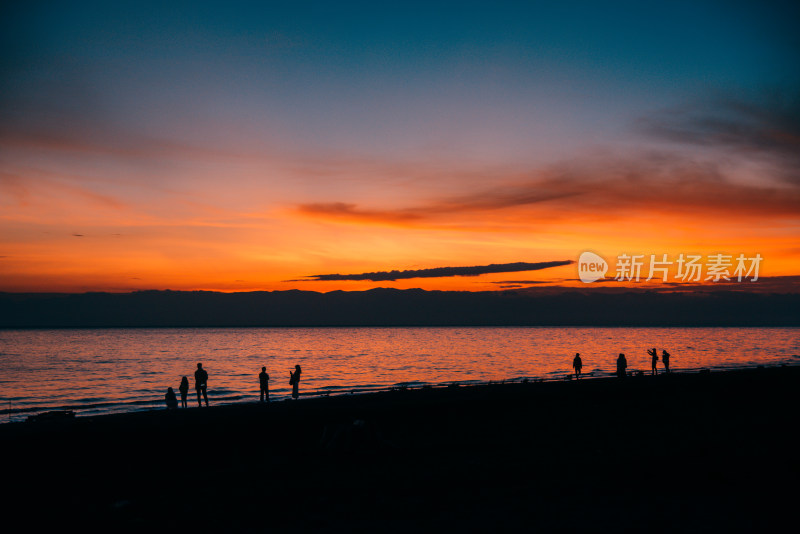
2;366;797;532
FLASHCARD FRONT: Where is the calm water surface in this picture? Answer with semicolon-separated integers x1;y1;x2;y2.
1;327;797;422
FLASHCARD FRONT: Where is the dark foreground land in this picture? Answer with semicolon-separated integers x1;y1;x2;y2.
2;367;798;533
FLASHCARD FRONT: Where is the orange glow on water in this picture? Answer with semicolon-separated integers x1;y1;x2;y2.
2;326;798;420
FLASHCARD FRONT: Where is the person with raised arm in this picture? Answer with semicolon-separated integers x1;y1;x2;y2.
647;348;658;376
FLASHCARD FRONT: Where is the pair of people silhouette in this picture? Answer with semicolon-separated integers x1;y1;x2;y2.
647;348;672;374
258;364;301;401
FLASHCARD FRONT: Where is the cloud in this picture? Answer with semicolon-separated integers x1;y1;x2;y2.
294;154;800;228
491;280;551;289
294;260;574;282
296;184;575;225
0;128;255;163
489;280;557;289
548;156;800;216
296;202;422;223
489;280;550;285
551;275;800;293
0;171;128;210
291;91;800;230
638;91;800;184
415;185;578;214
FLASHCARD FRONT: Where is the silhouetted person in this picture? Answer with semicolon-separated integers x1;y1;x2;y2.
662;350;671;373
195;362;209;407
165;387;178;409
259;366;270;402
616;353;627;378
647;348;658;375
572;353;583;379
290;364;302;399
179;376;189;408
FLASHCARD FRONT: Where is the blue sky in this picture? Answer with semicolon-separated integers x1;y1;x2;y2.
4;0;797;160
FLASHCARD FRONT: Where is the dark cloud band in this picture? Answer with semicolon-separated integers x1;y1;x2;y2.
295;260;574;282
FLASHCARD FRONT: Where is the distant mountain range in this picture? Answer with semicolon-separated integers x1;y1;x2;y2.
1;287;798;327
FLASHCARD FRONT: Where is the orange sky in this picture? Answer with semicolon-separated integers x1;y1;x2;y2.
2;150;798;293
2;3;799;293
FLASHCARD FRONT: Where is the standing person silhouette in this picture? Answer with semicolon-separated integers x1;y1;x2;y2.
289;364;302;400
195;363;209;407
572;353;583;379
647;348;658;375
616;353;627;379
259;367;270;402
662;350;671;373
178;376;189;408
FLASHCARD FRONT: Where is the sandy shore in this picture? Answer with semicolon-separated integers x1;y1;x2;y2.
1;366;797;532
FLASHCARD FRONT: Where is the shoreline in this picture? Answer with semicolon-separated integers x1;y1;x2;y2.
2;365;797;532
3;361;793;423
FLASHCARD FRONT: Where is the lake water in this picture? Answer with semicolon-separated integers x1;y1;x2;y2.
1;327;797;422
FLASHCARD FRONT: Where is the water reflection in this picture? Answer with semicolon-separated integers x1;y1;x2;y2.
0;326;797;421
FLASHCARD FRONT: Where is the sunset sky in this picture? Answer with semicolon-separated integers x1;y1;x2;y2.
1;1;799;292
